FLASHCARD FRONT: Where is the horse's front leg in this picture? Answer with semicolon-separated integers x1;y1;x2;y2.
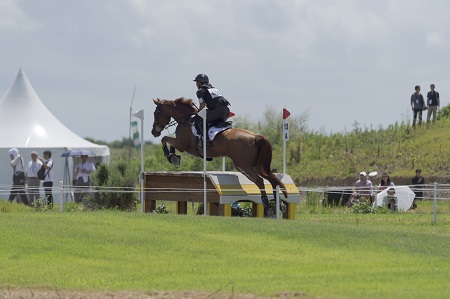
161;136;186;166
161;135;189;152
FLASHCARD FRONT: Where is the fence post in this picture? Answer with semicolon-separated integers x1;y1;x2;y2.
433;182;437;224
372;185;378;211
275;185;281;220
59;180;63;213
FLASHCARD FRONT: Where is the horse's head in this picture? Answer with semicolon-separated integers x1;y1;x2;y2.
151;97;197;137
151;98;172;137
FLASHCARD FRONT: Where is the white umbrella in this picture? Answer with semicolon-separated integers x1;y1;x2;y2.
61;149;96;157
376;186;416;211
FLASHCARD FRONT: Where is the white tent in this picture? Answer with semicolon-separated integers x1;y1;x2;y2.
0;68;110;201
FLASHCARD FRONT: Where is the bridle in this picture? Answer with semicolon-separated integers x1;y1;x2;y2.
153;103;194;133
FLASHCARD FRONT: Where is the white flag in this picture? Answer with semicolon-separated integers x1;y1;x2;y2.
132;109;144;120
131;121;141;149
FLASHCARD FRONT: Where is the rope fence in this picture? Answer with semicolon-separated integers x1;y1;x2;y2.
1;183;449;200
1;182;448;223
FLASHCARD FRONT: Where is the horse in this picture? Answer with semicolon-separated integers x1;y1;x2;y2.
151;97;288;215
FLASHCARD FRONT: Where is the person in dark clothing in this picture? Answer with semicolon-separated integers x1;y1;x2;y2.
193;73;230;147
38;150;54;206
8;148;29;205
426;84;440;123
411;85;426;127
379;172;394;191
411;169;425;209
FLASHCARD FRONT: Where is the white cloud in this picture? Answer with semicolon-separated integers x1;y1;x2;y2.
426;32;449;48
2;0;450;142
0;0;36;31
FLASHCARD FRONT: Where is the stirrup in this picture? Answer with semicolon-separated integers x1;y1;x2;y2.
196;136;202;147
196;137;212;147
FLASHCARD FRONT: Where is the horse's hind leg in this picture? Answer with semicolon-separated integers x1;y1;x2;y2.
235;165;272;215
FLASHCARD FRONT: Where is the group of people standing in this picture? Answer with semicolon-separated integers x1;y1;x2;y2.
410;84;441;126
8;148;96;206
347;170;425;210
8;148;54;206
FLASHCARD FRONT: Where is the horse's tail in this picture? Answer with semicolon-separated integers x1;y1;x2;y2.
255;135;288;198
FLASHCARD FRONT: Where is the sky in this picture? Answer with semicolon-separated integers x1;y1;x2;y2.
1;0;449;143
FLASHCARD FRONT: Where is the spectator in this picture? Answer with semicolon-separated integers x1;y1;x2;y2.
38;150;54;206
26;151;43;204
74;155;96;203
379;172;394;191
411;85;426;127
426;84;440;123
411;169;424;209
383;188;397;211
8;148;29;205
347;171;373;208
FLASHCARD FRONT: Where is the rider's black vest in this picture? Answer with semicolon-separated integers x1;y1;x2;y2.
196;84;230;110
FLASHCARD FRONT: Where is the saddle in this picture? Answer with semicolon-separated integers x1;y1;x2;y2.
210;120;233;128
191;115;232;141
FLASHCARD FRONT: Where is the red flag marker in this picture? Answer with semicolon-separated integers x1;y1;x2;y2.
282;108;291;119
229;111;235;117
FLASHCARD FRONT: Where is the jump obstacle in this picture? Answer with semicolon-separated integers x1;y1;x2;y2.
144;171;300;219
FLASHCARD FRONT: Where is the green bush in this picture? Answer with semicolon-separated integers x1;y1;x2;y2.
351;201;373;214
304;191;322;214
154;203;169;214
437;104;450;120
89;161;140;210
31;196;52;212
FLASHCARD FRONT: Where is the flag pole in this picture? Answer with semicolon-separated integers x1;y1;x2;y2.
132;109;144;213
140;113;144;213
282;108;290;174
198;108;208;216
128;86;136;160
283;120;286;174
223;111;235;172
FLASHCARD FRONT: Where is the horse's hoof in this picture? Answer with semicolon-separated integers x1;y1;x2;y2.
169;154;181;166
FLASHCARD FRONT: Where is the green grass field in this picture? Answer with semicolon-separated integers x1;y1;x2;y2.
1;201;449;298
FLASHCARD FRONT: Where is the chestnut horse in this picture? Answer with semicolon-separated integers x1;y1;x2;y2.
151;97;287;213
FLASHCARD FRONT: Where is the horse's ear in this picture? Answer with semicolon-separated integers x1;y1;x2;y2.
153;98;159;105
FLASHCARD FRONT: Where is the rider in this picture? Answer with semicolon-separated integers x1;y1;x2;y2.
193;73;230;147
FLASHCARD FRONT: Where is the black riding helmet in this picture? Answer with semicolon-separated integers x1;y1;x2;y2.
193;73;209;84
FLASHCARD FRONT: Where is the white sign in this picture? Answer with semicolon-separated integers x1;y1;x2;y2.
283;121;289;141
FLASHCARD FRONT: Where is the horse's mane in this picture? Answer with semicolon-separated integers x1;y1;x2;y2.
155;97;197;113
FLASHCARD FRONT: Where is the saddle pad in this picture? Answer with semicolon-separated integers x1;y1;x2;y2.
191;125;231;141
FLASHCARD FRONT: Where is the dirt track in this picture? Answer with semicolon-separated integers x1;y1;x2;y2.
0;289;309;299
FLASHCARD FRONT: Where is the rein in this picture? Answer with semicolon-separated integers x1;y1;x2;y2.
154;103;194;132
164;120;177;129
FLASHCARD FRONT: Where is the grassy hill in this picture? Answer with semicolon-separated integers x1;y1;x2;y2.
280;119;450;186
256;117;450;186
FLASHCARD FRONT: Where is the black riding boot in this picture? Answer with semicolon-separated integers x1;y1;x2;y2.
194;118;204;147
205;130;212;147
195;120;212;147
